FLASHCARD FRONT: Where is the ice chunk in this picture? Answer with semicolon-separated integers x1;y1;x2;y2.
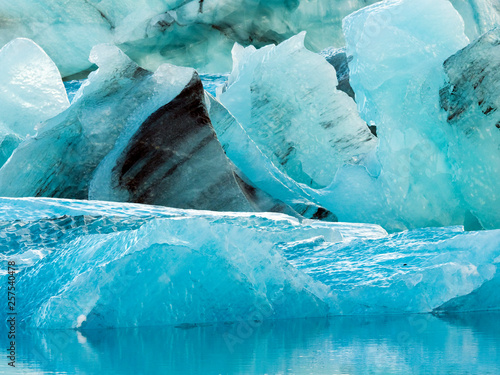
323;0;471;231
440;28;500;229
0;44;320;217
282;225;500;314
0;44;191;199
1;198;499;328
89;70;289;213
0;38;69;165
450;0;500;40
206;92;338;221
218;33;377;188
0;198;344;329
0;0;378;77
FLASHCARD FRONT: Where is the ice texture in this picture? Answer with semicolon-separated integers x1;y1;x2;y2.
206;92;338;222
0;0;378;77
0;0;496;78
312;0;471;231
326;0;500;231
450;0;500;39
218;33;377;188
283;226;500;315
440;28;500;230
0;44;303;217
0;44;191;199
0;198;343;329
1;198;499;329
88;69;294;214
0;38;69;166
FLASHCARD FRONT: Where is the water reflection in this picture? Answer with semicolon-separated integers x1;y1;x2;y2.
4;313;500;374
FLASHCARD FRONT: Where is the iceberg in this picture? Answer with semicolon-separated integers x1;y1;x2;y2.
316;0;472;231
0;197;343;329
217;33;377;188
0;38;69;166
206;92;338;221
450;0;500;39
325;0;500;231
87;68;258;212
0;44;191;199
0;42;324;217
0;0;378;77
88;66;296;214
1;198;499;329
440;28;500;230
212;0;498;231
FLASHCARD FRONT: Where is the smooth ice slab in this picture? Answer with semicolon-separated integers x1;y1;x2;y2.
0;38;69;166
218;33;377;188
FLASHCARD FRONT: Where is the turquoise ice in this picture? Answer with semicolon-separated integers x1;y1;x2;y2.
1;198;499;329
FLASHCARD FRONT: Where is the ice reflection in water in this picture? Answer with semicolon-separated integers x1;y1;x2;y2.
3;312;500;374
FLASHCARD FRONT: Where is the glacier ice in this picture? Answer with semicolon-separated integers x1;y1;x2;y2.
0;44;191;199
440;28;500;230
208;0;500;232
0;43;323;218
1;198;499;329
0;0;499;335
326;0;500;231
217;33;377;188
211;0;496;231
450;0;500;40
0;0;378;77
283;225;500;315
0;0;496;78
0;198;343;329
87;68;259;212
206;92;338;221
315;0;471;231
0;38;69;166
88;67;292;214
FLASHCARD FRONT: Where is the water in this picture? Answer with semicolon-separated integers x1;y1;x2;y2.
63;74;228;103
2;312;500;374
63;80;84;103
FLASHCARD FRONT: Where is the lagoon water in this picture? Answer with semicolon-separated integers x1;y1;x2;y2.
2;312;500;374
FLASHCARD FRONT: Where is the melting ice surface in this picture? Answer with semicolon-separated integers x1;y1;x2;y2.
1;198;500;330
